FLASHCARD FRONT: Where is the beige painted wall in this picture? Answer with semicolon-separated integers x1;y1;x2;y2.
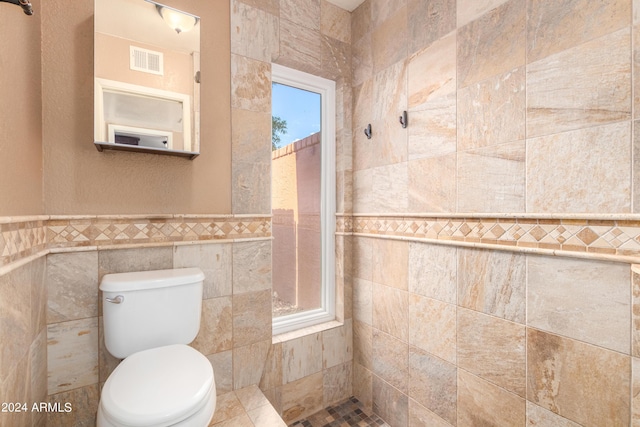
41;0;231;214
0;0;43;216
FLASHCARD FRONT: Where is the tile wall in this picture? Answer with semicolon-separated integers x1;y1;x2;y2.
350;0;640;426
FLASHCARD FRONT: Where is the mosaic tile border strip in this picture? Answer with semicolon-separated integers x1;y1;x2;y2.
0;215;271;268
337;215;640;261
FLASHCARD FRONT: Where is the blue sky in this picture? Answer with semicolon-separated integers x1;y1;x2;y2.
272;82;321;148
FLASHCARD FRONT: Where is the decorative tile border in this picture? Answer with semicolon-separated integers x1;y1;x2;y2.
337;214;640;262
0;215;271;269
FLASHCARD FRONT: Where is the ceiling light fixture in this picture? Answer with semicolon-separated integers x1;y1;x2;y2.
154;3;198;34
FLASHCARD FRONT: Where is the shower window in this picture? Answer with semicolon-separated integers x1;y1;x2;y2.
271;64;336;335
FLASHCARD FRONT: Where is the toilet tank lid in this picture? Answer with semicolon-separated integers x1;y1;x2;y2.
100;268;205;292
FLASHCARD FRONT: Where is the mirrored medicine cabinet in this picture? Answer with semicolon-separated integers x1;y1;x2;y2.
94;0;201;159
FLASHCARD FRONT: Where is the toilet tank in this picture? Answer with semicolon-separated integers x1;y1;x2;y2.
100;268;205;359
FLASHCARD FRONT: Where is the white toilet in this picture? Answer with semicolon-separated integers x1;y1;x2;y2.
96;268;216;427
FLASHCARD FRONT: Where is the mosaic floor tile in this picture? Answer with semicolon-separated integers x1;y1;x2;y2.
289;397;389;427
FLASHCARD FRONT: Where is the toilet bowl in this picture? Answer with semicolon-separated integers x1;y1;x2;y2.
97;345;216;427
96;268;215;427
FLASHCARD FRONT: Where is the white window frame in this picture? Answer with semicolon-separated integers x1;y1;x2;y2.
271;63;336;336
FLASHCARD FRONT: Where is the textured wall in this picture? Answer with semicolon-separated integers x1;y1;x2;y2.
40;0;231;215
0;0;43;216
350;0;640;426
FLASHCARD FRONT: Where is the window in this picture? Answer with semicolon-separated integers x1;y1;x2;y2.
271;64;336;335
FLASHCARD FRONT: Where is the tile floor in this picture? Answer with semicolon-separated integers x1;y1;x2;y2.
209;385;286;427
289;397;390;427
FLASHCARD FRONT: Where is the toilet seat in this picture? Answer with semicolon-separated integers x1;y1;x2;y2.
100;344;214;427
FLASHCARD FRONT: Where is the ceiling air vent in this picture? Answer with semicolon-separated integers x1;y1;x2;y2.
130;46;164;76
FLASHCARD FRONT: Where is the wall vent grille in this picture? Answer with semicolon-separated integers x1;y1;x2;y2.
130;46;163;76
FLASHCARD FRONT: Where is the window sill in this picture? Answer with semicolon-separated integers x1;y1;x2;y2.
272;320;343;344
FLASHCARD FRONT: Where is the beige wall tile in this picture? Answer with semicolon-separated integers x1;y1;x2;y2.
232;161;271;214
458;369;525;426
527;0;630;63
633;121;640;213
211;391;246;425
634;269;640;356
233;339;271;390
353;278;373;325
409;347;457;424
409;398;452;427
321;0;350;43
457;0;511;27
527;329;631;427
372;238;408;290
283;333;323;384
353;363;373;410
46;252;98;324
321;35;351;81
47;318;99;395
372;283;409;342
233;290;271;348
351;0;371;44
278;19;323;74
408;32;456;111
208;350;233;395
458;67;525;151
372;6;407;73
30;257;46;342
231;109;272;166
407;0;455;55
323;361;353;406
281;0;320;30
259;342;282;391
635;11;640;119
408;153;457;213
527;401;582;427
231;0;279;63
372;374;408;427
457;248;526;323
353;168;374;213
174;242;232;299
281;371;324;423
409;295;455;364
351;34;372;87
408;243;457;304
372;329;409;393
0;265;32;385
353;320;373;370
528;256;630;354
98;246;173;279
457;308;526;397
235;0;279;15
457;141;526;213
526;122;631;213
370;163;409;213
527;28;631;138
98;316;120;383
352;237;373;281
231;54;271;113
408;94;456;160
29;329;48;411
46;384;100;427
232;240;271;294
322;320;352;369
0;353;29;426
634;357;640;426
457;0;525;88
192;296;233;355
371;0;407;28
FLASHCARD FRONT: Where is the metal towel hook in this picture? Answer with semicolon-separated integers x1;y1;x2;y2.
0;0;33;15
364;124;372;139
399;111;408;128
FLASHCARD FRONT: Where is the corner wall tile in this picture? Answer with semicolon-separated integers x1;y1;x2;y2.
232;290;271;348
192;296;233;355
528;256;630;354
527;329;630;427
231;0;279;63
353;363;373;411
281;371;324;424
321;0;350;44
283;333;323;384
372;374;408;427
208;350;233;395
457;0;511;28
353;320;373;370
323;361;353;406
372;6;407;73
407;0;455;55
322;320;352;369
233;339;271;390
372;329;409;393
0;265;31;385
231;54;271;113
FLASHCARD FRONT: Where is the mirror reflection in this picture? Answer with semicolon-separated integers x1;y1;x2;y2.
94;0;200;158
